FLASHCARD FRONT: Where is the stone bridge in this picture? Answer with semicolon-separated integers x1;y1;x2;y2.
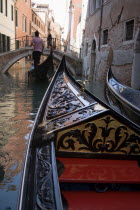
0;47;82;75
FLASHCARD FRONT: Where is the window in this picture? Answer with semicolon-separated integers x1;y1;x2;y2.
87;0;90;16
85;42;88;56
11;5;13;21
16;40;19;49
2;34;6;52
125;19;134;41
25;17;27;33
88;0;101;16
5;0;7;16
15;9;18;27
103;0;109;3
96;0;101;8
22;15;27;32
29;22;31;35
79;14;81;23
92;40;96;51
93;0;96;11
32;13;34;21
103;29;108;45
0;0;3;13
7;36;10;51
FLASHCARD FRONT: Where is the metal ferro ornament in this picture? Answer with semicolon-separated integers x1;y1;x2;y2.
76;80;90;96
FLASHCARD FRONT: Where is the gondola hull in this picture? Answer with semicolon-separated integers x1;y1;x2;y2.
107;68;140;126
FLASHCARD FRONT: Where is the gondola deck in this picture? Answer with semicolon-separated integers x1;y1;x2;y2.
18;56;140;210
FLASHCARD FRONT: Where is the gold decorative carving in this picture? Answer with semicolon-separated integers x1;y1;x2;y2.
56;115;140;156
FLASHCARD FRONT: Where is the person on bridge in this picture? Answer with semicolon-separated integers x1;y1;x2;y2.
47;33;52;49
31;30;44;68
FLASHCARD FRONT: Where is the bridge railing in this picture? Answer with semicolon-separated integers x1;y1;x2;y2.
0;35;81;58
0;35;60;52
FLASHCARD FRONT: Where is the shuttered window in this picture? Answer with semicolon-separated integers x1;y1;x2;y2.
15;9;18;27
7;36;10;51
11;5;14;21
125;19;134;41
0;0;3;13
5;0;7;16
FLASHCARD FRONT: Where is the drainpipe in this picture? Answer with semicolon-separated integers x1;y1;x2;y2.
98;0;103;51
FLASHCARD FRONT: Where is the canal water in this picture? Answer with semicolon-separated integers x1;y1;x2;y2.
0;59;50;210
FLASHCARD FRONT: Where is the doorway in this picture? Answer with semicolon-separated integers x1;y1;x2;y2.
89;39;96;80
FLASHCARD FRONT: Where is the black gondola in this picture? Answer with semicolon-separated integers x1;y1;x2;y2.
28;51;54;81
107;67;140;126
18;56;140;210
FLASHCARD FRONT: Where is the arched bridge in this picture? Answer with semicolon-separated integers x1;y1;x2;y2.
0;48;82;76
0;35;82;75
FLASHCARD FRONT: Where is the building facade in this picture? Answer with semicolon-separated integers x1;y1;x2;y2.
31;9;46;39
75;0;88;58
31;3;49;39
82;0;140;88
31;2;62;49
0;0;16;52
67;0;82;55
53;22;62;50
15;0;32;48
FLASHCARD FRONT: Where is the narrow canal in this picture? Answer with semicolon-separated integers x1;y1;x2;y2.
0;59;50;210
0;58;107;210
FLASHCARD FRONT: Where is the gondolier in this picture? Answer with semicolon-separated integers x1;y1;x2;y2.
28;51;54;81
31;30;44;68
47;33;52;49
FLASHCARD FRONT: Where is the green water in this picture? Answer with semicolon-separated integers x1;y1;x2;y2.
0;60;49;210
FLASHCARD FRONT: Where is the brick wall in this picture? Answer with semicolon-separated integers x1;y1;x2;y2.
15;0;32;38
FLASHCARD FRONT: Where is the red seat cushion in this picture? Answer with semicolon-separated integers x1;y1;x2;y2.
57;157;140;183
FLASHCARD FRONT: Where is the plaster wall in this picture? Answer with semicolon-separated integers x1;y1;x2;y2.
82;0;140;86
0;0;15;49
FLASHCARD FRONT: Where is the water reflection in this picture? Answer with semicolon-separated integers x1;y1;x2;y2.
0;59;49;209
